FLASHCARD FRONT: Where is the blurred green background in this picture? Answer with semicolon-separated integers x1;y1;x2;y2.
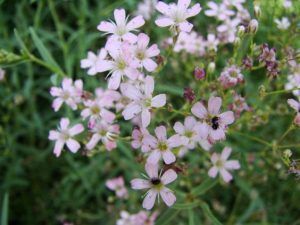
1;0;300;224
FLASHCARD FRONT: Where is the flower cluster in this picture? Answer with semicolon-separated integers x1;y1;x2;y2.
48;0;242;212
259;43;279;78
116;210;157;225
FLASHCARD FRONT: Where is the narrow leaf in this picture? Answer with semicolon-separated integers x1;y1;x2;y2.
29;27;60;69
1;192;9;225
191;178;218;196
201;202;222;225
156;208;179;225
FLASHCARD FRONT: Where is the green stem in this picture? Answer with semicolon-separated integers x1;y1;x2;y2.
231;130;272;147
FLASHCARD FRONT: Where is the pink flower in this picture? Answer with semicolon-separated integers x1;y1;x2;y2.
81;99;116;124
48;118;84;157
191;96;235;142
287;99;300;126
50;78;83;111
86;120;119;151
134;33;160;72
97;8;145;43
174;116;211;153
95;88;121;108
208;147;240;183
106;176;128;199
131;163;177;210
147;126;183;164
205;2;234;20
218;65;244;88
96;40;140;90
155;0;201;33
229;92;250;118
206;34;219;52
131;127;156;152
217;19;240;43
80;49;108;75
121;76;166;127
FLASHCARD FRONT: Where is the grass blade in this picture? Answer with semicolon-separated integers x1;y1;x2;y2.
200;202;222;225
1;192;9;225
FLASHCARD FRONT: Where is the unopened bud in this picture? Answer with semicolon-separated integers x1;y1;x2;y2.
254;5;261;18
183;87;195;103
248;19;259;34
258;85;266;98
194;67;206;80
237;25;245;37
207;62;215;74
284;149;292;158
234;37;241;47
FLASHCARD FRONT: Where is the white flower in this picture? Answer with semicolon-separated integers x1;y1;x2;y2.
274;17;291;30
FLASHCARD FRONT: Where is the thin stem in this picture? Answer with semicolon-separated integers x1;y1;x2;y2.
278;124;294;144
231;130;272;147
265;88;300;96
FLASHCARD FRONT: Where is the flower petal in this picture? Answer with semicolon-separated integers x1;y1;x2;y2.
60;118;70;130
66;139;80;153
219;111;235;125
114;8;126;26
208;96;222;115
155;126;167;140
108;72;122;90
145;75;154;97
53;140;64;157
145;162;159;178
155;18;174;27
162;150;176;164
143;59;158;72
131;178;151;190
147;150;161;164
141;109;151;128
69;124;84;136
225;160;240;170
160;187;176;207
191;102;207;119
122;102;142;120
161;169;177;185
86;134;101;150
221;147;232;160
220;169;233;183
97;21;115;33
151;94;166;108
143;189;158;210
126;15;145;30
208;166;218;178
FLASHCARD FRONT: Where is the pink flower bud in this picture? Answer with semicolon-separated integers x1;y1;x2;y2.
194;67;206;80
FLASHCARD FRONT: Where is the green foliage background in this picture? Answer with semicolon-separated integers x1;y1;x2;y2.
0;0;300;224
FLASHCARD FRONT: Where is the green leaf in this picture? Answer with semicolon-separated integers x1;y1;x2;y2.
156;208;179;225
156;84;183;96
191;178;218;196
200;202;222;225
14;29;30;55
188;209;196;225
172;201;199;210
29;27;60;69
1;192;9;225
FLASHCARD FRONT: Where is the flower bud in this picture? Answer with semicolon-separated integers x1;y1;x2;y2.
284;149;292;158
234;37;241;48
248;19;259;34
258;85;266;98
207;62;215;74
194;67;206;80
254;5;261;18
183;87;195;103
237;25;245;37
294;113;300;126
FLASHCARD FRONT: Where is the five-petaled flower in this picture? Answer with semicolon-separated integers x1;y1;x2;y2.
48;118;84;157
131;163;177;210
208;147;240;182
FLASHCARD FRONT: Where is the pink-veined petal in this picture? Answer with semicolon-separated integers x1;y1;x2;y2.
179;21;193;32
145;162;159;178
145;75;154;97
173;121;185;135
69;124;84;136
161;169;177;185
48;130;59;140
225;160;240;170
143;59;158;72
155;18;174;27
168;134;183;148
178;0;191;8
191;102;207;119
146;44;160;57
151;94;166;108
156;1;170;15
143;189;158;210
114;8;126;26
122;102;142;120
141;109;151;128
126;15;145;30
160;187;176;207
208;166;218;178
101;109;116;123
147;150;161;164
155;126;167;140
53;139;64;157
131;178;151;190
187;3;201;17
220;169;233;183
221;147;232;160
86;134;101;150
52;98;63;112
97;21;116;33
108;72;122;90
219;111;235;125
208;96;222;115
288;99;300;111
122;32;138;43
60;118;70;130
162;150;176;164
66;139;80;153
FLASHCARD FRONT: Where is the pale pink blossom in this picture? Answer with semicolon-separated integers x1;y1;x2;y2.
97;8;145;43
106;176;128;199
96;40;140;90
48;118;84;157
217;19;240;43
86;120;119;151
218;65;244;88
131;163;177;210
205;2;234;20
121;76;166;127
134;33;160;72
229;92;250;118
224;0;245;11
287;99;300;126
117;210;158;225
94;88;121;108
135;0;158;21
147;126;183;164
155;0;201;33
174;116;212;155
131;127;156;152
81;99;116;124
191;97;235;142
80;49;107;75
274;17;291;30
208;147;240;183
206;34;219;52
50;78;83;111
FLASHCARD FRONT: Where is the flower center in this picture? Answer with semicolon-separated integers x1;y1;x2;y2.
136;50;145;60
216;159;224;168
211;116;219;130
62;91;70;100
60;130;70;140
91;105;100;115
185;130;193;138
117;59;126;70
158;141;168;151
